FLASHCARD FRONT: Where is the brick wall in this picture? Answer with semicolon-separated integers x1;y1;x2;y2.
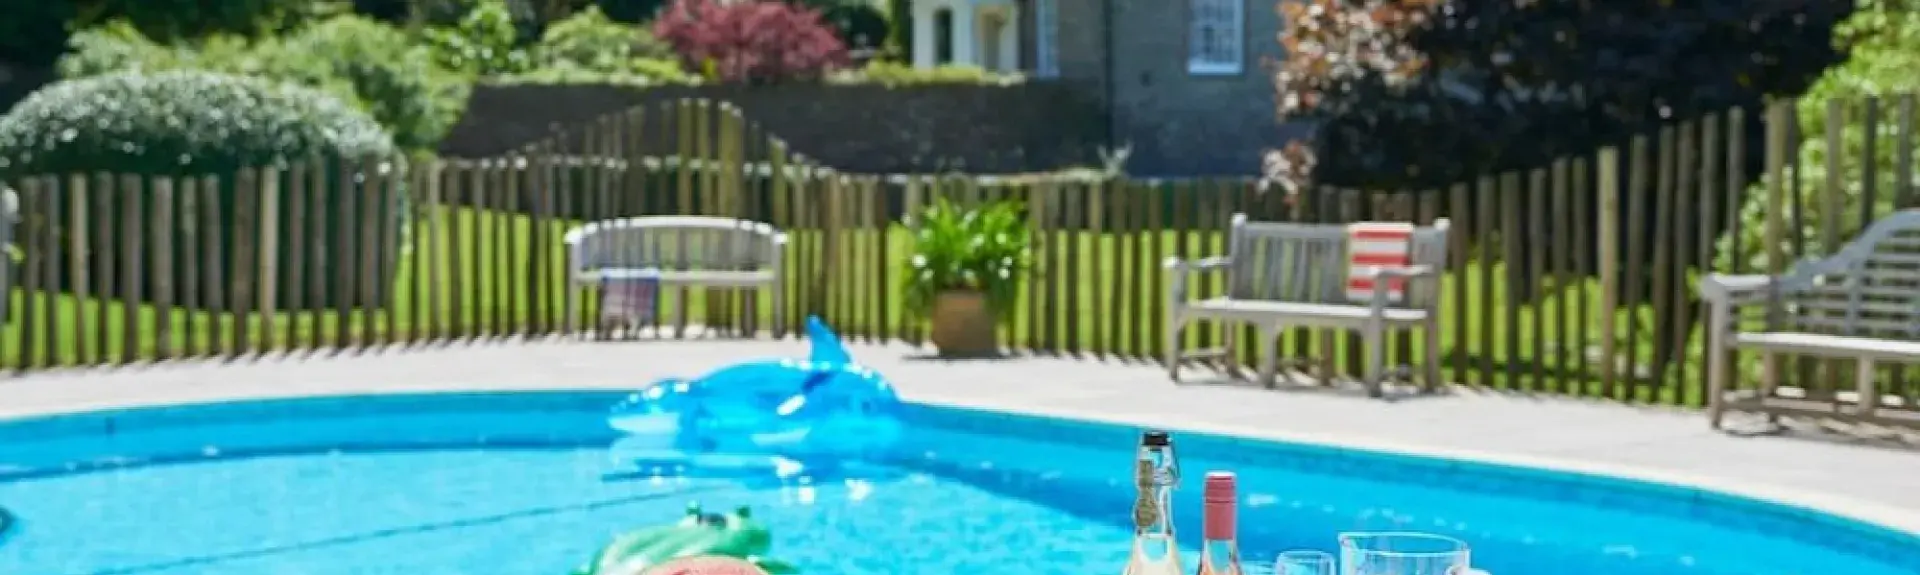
1106;0;1303;176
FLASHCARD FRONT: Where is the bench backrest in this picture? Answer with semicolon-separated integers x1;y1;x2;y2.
564;216;784;274
1225;214;1450;308
1769;209;1920;340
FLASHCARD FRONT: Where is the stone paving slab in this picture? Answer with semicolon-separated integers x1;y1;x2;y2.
1;336;1916;535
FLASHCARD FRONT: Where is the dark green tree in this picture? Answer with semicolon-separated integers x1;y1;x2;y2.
0;0;78;66
1270;0;1853;190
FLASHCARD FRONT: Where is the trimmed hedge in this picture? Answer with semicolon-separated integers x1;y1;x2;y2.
0;69;393;176
827;61;1023;87
0;70;402;310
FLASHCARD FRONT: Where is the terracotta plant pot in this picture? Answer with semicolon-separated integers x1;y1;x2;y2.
929;289;998;357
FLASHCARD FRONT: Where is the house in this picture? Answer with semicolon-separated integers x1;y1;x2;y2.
904;0;1300;176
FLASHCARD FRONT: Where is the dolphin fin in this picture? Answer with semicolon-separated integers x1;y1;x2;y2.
805;315;851;364
798;369;834;394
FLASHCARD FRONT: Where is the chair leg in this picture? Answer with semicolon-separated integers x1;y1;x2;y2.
1705;303;1730;430
1760;351;1781;425
1422;320;1442;393
1166;313;1186;382
1855;356;1878;419
1364;323;1386;398
771;285;786;339
1258;325;1279;389
563;286;580;339
1220;321;1241;378
1317;329;1337;386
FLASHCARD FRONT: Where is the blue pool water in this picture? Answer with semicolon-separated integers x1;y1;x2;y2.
0;391;1916;575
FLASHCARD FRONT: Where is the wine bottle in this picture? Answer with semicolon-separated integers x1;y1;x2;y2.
1196;471;1242;575
1124;431;1182;575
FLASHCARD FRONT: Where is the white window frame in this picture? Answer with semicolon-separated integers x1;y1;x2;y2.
1186;0;1244;75
1034;0;1060;78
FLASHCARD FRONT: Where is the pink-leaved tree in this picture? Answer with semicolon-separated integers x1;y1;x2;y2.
653;0;850;84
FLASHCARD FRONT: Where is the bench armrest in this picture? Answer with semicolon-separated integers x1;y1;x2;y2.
1697;273;1775;306
1164;256;1231;302
1365;264;1437;280
1163;256;1232;273
1363;265;1439;313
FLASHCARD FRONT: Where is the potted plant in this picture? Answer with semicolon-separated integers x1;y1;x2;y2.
904;198;1029;357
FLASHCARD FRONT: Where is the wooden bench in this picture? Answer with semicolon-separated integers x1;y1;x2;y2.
1699;209;1920;430
562;216;786;336
1164;214;1451;397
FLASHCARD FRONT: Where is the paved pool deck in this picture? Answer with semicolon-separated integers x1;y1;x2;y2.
2;336;1917;536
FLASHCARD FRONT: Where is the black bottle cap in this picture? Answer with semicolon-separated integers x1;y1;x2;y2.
1141;430;1171;447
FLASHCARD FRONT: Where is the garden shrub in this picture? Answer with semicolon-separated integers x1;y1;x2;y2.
0;69;392;176
57;21;196;78
828;61;1022;87
491;7;697;86
0;70;401;309
277;16;471;151
423;0;532;76
1719;0;1920;273
59;17;467;152
652;0;849;84
533;6;677;68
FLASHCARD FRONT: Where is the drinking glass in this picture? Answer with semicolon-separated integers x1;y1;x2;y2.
1275;550;1337;575
1337;532;1475;575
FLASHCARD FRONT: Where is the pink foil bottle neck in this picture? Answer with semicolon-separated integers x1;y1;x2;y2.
1202;471;1237;541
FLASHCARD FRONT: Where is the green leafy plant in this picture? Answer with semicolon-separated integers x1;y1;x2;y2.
495;4;698;86
422;0;531;76
904;199;1030;320
277;15;472;151
58;17;467;152
1718;0;1920;272
534;5;676;68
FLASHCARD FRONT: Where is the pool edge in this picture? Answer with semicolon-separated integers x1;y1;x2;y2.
906;397;1920;540
4;388;1916;542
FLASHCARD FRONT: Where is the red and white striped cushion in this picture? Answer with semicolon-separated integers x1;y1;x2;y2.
1345;222;1414;302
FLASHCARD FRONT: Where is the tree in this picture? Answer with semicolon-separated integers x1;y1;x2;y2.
71;0;310;40
0;0;77;66
652;0;849;84
1268;0;1854;191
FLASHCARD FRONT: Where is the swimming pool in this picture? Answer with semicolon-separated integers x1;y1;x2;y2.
0;391;1914;575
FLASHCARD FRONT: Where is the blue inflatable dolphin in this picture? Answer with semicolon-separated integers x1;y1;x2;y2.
606;317;904;473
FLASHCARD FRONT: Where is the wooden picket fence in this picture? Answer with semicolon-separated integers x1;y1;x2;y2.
1;96;1914;410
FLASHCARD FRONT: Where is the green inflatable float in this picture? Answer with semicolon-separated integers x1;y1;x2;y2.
572;503;797;575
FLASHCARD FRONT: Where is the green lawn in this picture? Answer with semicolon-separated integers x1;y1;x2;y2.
0;204;1704;404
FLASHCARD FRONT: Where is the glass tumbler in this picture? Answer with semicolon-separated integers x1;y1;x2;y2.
1337;532;1476;575
1275;550;1337;575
